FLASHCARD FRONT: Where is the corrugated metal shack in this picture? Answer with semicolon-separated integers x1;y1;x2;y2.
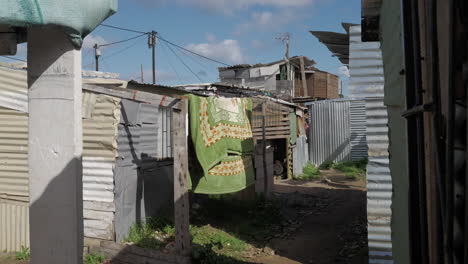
348;25;392;263
306;98;367;166
0;63;179;252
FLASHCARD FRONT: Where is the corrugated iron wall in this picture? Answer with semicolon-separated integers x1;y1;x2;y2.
0;107;28;199
307;99;351;165
349;25;393;263
0;63;124;249
350;100;368;160
307;99;367;166
0;64;27;113
0;199;29;252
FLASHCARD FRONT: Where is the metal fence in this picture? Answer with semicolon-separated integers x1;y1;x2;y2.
306;98;367;166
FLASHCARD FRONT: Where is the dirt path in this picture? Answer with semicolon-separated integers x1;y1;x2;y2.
252;171;368;264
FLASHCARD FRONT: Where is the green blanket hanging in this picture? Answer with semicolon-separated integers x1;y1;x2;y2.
188;94;255;194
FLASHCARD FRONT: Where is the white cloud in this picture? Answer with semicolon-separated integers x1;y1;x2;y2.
235;10;297;34
251;40;266;49
205;33;217;42
132;0;314;14
338;66;350;77
185;39;245;64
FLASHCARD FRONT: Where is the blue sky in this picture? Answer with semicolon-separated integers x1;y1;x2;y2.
1;0;360;93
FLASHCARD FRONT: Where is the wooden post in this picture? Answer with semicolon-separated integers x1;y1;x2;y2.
172;99;191;256
300;56;308;97
262;103;269;196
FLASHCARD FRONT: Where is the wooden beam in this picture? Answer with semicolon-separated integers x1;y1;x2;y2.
172;99;191;256
83;84;182;110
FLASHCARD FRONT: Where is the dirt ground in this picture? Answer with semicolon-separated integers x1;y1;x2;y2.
251;169;368;264
0;170;368;264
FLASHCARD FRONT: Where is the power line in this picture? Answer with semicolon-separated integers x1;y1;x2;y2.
163;40;203;83
98;33;146;47
160;41;184;84
1;56;26;62
100;24;148;34
97;23;231;67
103;38;142;60
156;34;230;66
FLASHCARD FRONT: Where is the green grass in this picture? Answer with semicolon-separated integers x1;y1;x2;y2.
123;217;175;249
15;246;30;261
294;162;321;180
84;253;106;264
331;158;368;180
123;196;285;263
319;161;334;170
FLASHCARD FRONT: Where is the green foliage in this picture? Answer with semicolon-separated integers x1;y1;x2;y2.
15;246;30;261
319;160;334;170
332;158;368;180
295;162;321;180
84;253;106;264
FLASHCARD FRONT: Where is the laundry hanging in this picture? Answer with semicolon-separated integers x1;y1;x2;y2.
187;94;255;194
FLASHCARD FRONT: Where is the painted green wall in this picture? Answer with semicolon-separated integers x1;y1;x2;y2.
379;0;411;263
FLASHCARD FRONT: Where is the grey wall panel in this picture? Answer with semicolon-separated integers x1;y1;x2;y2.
114;162;174;242
293;135;309;176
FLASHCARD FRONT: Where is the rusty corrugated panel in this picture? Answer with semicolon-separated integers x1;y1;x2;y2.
0;107;28;199
348;25;393;263
0;199;29;252
0;64;27;113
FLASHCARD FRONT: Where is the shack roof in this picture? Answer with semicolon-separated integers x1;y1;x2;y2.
218;56;316;71
310;22;358;65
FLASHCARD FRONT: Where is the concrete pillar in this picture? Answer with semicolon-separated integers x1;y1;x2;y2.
27;28;83;264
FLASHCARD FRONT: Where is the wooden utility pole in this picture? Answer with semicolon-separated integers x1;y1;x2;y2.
94;44;101;71
148;31;157;84
140;64;144;83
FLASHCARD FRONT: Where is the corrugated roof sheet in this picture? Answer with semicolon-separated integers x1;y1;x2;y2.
348;25;393;263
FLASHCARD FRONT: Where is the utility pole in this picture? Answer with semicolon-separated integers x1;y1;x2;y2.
276;33;291;96
140;64;144;83
93;44;101;71
148;31;157;84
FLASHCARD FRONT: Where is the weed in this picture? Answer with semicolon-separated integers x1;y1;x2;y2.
123;217;174;249
332;158;368;180
15;246;30;261
319;161;334;170
294;162;321;180
84;253;106;264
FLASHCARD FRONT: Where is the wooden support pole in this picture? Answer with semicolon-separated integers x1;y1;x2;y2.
300;56;308;97
172;99;191;256
262;103;269;196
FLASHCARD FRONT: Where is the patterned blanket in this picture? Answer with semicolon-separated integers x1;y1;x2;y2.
188;94;255;194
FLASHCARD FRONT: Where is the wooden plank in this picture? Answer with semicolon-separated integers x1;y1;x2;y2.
252;127;290;132
83;209;114;222
83;201;115;212
171;99;191;256
83;84;182;110
84;227;114;241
